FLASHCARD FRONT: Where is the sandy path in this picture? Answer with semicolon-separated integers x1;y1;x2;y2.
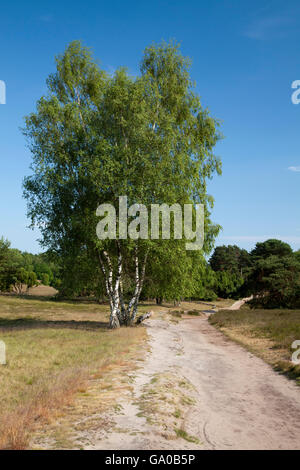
202;296;253;315
222;296;253;311
85;317;300;450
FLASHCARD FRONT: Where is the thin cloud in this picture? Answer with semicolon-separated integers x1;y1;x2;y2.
288;166;300;172
220;236;300;244
244;15;294;40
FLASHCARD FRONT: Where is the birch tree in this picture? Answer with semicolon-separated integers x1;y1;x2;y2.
23;40;222;328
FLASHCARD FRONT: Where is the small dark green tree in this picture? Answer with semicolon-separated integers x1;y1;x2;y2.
192;262;217;301
209;245;251;277
242;240;300;308
250;239;293;260
40;273;50;286
247;255;300;308
214;271;244;298
0;237;11;291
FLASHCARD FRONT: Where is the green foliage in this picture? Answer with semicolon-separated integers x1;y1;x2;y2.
247;254;300;308
22;40;222;314
245;239;300;308
40;273;50;286
142;250;221;303
295;250;300;263
214;270;244;298
209;239;300;307
209;244;251;277
208;244;248;298
251;239;293;260
192;261;217;301
0;237;11;289
55;250;105;300
0;237;59;292
4;266;37;293
142;246;198;302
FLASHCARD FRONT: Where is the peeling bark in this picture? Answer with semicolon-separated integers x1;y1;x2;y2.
98;248;122;329
98;243;149;329
126;247;149;325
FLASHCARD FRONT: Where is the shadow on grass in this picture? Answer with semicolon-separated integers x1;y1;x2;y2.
0;317;109;331
1;293;105;305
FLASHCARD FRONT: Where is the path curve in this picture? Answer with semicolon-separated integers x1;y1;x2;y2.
219;296;253;311
85;317;300;450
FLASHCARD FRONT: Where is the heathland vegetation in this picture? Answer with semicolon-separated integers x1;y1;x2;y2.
0;40;299;450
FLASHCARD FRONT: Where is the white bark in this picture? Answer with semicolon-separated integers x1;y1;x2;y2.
119;278;126;324
98;249;121;329
126;247;149;325
98;244;149;328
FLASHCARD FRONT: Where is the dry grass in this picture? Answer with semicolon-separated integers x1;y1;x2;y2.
0;295;146;449
27;284;58;297
179;299;233;310
137;372;200;445
0;295;111;322
30;352;145;449
209;308;300;384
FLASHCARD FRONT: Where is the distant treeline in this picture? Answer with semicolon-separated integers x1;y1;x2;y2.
1;236;299;308
209;239;300;308
0;237;60;293
142;238;300;308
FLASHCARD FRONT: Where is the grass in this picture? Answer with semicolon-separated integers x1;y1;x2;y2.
174;428;200;444
186;310;201;316
0;294;147;449
137;372;200;445
209;307;300;384
0;294;111;320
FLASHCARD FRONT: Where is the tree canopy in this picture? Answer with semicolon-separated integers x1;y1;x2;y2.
23;40;222;327
209;239;300;306
250;239;293;260
209;244;250;277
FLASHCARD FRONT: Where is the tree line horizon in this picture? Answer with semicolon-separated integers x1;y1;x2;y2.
1;236;299;309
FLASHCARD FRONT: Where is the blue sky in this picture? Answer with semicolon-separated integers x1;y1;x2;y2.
1;0;300;254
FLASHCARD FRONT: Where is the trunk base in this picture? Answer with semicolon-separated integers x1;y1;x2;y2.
109;314;120;329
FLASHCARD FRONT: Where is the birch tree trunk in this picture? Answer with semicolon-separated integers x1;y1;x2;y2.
119;278;127;325
98;244;149;329
124;246;149;325
98;247;122;329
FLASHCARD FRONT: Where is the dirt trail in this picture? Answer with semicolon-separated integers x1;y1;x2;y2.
201;296;252;315
85;317;300;450
220;296;253;311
